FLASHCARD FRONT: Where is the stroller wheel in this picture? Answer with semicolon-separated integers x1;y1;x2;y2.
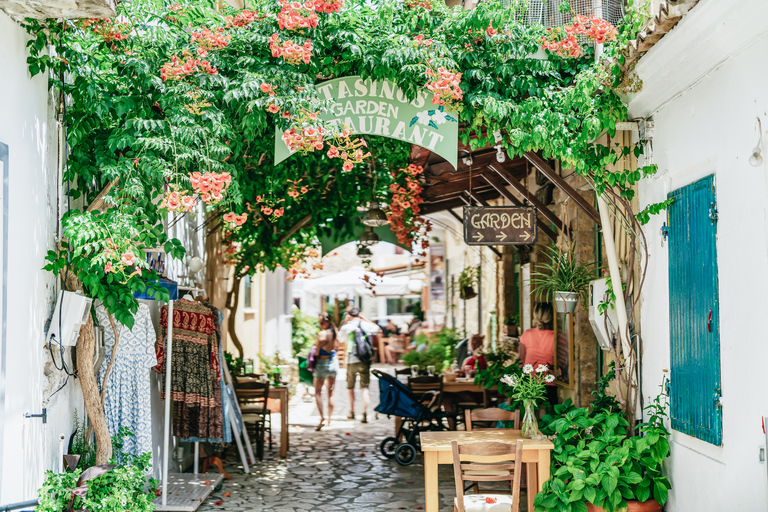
395;443;417;466
380;437;398;459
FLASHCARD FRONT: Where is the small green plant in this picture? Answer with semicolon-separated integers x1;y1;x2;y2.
291;307;320;356
38;428;157;512
531;242;596;307
401;327;462;374
458;266;479;299
503;314;520;326
224;351;244;376
534;377;671;512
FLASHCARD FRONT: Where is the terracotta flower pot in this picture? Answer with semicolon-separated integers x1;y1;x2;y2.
586;500;662;512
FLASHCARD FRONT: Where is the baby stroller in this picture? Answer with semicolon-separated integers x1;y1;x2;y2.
372;369;455;466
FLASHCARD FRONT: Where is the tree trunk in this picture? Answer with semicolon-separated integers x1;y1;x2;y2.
77;314;112;464
226;274;244;359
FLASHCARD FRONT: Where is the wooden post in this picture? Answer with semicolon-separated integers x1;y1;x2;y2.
334;298;340;326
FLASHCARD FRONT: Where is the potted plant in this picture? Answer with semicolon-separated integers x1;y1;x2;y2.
531;242;595;314
458;266;479;300
503;314;520;337
533;379;671;512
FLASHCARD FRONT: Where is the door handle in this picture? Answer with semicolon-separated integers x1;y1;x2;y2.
707;310;712;333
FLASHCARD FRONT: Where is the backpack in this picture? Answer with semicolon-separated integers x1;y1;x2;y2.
352;321;374;364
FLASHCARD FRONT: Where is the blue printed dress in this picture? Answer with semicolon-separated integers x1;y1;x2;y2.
96;302;157;460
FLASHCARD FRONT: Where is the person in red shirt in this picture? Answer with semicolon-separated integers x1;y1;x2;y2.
461;334;488;371
519;303;557;406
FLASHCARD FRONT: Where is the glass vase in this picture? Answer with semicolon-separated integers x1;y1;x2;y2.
521;399;541;439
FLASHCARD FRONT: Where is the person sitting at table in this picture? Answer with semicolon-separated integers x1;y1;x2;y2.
382;319;405;364
519;302;557;406
461;334;487;372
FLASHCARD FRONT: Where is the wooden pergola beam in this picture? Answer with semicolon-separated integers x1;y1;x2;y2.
523;152;601;225
489;164;569;236
479;173;558;242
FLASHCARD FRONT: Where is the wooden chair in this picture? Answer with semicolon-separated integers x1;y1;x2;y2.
234;378;271;459
408;376;444;411
452;440;523;512
465;407;520;431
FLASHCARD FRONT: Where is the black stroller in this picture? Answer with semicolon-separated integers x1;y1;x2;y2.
373;369;456;466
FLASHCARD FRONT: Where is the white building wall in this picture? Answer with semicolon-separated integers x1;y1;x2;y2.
0;12;82;504
635;3;768;509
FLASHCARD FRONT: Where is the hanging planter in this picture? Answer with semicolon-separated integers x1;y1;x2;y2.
458;266;479;300
530;242;595;313
554;291;579;314
460;285;477;300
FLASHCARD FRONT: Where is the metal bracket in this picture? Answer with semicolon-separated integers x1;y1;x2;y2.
709;202;719;224
25;408;47;424
713;389;723;408
660;222;669;247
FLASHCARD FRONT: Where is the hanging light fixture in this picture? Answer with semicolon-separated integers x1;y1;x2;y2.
359;225;380;246
357;245;373;258
361;200;389;227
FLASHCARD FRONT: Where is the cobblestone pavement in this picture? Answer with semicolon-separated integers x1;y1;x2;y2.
197;366;528;512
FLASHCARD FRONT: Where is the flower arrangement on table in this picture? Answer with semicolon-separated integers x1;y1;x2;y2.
500;364;554;438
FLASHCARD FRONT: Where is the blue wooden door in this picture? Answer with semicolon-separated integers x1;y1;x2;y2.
667;174;722;445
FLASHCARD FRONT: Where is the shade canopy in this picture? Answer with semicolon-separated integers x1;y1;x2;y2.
298;266;415;297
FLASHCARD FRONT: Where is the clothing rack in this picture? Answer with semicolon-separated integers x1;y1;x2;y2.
159;288;256;510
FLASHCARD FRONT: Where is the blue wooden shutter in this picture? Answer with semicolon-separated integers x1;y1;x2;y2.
667;174;722;445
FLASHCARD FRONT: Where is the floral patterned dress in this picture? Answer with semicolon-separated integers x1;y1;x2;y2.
154;299;223;440
96;302;157;460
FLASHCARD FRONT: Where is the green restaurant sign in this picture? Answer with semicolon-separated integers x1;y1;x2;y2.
274;76;459;169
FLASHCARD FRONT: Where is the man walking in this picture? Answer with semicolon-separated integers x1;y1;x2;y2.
339;307;380;423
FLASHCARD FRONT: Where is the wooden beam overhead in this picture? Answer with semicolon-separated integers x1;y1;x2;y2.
523;152;602;225
409;144;432;168
479;173;558;242
423;180;494;200
421;190;499;215
489;164;569;236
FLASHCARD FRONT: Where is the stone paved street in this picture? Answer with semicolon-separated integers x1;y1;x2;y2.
196;366;529;512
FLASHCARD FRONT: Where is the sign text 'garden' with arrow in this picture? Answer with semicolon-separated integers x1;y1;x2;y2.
462;206;538;246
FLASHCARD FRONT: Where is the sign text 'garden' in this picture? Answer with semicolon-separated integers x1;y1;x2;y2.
275;76;459;169
462;206;538;246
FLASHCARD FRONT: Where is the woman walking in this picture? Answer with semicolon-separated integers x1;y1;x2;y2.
313;313;339;430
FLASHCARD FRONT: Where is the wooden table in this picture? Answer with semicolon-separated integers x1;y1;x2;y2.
269;386;289;457
420;430;553;512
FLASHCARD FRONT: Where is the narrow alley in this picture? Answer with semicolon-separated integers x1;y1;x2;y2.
197;366;461;512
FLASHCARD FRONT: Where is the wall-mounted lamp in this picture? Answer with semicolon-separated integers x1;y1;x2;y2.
494;145;506;163
750;117;763;167
188;256;205;273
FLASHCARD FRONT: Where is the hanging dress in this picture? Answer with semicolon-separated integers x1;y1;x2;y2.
154;299;223;440
95;302;157;460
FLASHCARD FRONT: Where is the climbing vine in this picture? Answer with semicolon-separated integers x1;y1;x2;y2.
24;0;655;327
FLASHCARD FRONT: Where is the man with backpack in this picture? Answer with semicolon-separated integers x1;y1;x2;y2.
339;307;380;424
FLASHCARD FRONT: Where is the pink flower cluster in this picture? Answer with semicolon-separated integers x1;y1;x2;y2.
160;52;217;81
161;190;198;212
326;131;370;172
541;15;618;58
425;67;463;109
276;0;319;31
387;164;429;247
413;34;434;47
282;125;326;154
190;171;232;203
225;10;263;28
269;34;313;65
190;28;230;51
404;0;433;10
223;212;248;226
313;0;343;13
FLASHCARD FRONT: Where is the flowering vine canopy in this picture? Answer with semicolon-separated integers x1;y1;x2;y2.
24;0;653;326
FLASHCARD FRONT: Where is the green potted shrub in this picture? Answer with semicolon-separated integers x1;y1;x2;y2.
503;314;520;337
531;242;595;313
534;377;671;512
458;266;479;300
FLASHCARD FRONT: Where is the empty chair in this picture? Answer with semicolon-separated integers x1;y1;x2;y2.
234;378;271;459
451;440;523;512
465;407;520;431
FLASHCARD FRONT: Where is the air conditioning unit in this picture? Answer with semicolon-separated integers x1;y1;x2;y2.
46;291;93;347
588;278;618;351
